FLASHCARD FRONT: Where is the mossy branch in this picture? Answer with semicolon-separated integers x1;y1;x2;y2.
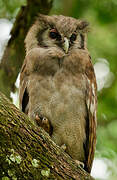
0;91;94;180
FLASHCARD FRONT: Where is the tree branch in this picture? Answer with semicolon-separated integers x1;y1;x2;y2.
0;91;94;180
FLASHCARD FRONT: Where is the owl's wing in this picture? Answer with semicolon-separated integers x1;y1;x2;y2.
85;56;97;173
19;58;29;114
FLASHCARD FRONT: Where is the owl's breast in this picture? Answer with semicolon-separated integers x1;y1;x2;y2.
28;70;87;162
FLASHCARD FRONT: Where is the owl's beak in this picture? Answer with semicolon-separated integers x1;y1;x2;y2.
63;37;69;53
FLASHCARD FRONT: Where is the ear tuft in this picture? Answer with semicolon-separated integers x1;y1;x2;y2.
78;21;90;32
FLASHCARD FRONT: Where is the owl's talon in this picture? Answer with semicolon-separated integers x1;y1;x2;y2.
35;114;40;121
42;117;48;124
35;114;48;126
75;160;84;169
35;114;53;136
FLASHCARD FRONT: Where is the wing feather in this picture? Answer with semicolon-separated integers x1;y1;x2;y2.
85;56;97;173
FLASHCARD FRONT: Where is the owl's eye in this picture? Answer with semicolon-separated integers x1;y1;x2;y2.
49;29;61;40
50;31;57;39
70;33;77;42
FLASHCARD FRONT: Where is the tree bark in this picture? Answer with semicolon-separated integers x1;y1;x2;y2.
0;91;94;180
0;0;53;98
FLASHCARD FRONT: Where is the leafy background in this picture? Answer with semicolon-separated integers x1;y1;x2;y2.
0;0;117;179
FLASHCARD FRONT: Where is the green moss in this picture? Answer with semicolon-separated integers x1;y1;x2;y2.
9;154;16;162
15;155;22;164
12;177;17;180
6;149;22;165
41;168;50;177
32;159;39;168
2;177;10;180
8;169;15;177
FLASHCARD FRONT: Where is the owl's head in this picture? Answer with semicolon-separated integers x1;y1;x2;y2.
25;14;89;54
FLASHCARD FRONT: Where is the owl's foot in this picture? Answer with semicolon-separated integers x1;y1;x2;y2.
75;160;84;169
35;114;53;136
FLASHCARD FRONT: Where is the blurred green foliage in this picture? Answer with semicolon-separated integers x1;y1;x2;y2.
0;0;117;179
0;0;26;19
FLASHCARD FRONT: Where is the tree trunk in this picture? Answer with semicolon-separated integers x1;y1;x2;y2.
0;91;94;180
0;0;53;98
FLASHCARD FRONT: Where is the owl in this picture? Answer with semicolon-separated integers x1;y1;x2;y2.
19;14;97;173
